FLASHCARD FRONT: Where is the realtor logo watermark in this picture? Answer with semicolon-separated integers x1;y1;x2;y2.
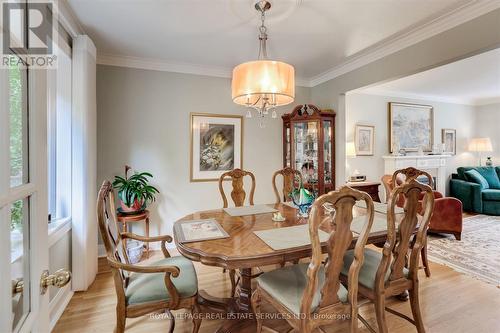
1;0;58;68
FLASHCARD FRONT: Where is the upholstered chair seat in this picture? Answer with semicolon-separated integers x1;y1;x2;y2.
342;249;408;290
126;256;198;305
256;263;348;315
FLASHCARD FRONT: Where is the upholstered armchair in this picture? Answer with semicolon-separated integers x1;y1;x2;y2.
382;175;463;240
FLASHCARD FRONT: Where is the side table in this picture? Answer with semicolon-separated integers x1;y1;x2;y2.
346;181;381;202
116;210;150;256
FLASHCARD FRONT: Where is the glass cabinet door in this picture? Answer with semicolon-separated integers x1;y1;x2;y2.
285;124;291;167
294;121;319;187
323;120;333;185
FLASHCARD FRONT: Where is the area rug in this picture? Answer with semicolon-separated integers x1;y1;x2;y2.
427;215;500;287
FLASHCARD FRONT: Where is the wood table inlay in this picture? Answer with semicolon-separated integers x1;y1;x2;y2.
174;203;400;332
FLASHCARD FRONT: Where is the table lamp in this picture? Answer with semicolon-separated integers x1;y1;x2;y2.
346;142;365;181
469;137;492;166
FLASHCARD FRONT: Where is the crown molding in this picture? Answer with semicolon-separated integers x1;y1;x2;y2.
58;0;86;37
351;89;500;107
97;54;232;78
93;0;499;88
308;0;500;87
97;53;311;87
352;89;475;106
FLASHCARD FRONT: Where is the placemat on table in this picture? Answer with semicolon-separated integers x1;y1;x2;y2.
223;204;278;217
355;201;404;214
253;224;329;251
350;216;388;234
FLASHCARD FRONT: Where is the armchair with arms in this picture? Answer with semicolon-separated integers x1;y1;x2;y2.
97;181;202;333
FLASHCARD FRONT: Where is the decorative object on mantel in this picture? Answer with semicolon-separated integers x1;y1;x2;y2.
112;165;159;214
388;102;433;153
442;128;456;155
468;137;493;166
190;113;243;182
231;0;295;128
282;104;336;194
355;124;374;155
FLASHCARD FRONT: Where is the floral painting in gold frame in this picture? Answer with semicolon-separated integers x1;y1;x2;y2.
190;113;243;182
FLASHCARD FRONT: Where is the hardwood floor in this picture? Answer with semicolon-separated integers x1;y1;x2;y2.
54;249;500;333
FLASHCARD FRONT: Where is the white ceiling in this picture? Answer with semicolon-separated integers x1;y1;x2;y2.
66;0;498;85
354;47;500;106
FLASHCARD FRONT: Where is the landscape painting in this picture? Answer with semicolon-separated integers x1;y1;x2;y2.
190;113;242;181
389;102;433;152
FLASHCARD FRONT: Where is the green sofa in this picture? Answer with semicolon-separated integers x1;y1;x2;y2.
450;166;500;215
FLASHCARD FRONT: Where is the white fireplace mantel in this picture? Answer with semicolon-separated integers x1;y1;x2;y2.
382;154;451;194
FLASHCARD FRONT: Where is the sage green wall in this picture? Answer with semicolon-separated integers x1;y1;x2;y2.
97;65;311;239
311;9;500;184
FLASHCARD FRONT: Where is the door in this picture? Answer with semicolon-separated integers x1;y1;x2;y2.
1;57;70;332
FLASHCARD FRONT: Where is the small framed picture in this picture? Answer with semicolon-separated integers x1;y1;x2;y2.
190;113;243;182
355;124;375;156
442;128;456;155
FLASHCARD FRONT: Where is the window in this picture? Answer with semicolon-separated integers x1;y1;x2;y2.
47;30;72;225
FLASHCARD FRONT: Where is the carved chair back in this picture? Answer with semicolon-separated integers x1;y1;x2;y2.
377;168;435;287
97;181;129;303
218;168;256;208
301;186;375;316
272;167;302;203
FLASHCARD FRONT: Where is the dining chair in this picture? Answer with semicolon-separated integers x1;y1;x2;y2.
97;181;202;333
342;167;435;333
218;168;256;296
272;167;302;204
252;186;375;333
381;168;447;277
218;168;256;207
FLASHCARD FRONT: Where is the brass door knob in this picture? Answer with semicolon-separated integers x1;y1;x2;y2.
12;279;24;294
40;269;71;295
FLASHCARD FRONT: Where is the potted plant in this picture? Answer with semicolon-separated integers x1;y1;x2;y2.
112;165;160;214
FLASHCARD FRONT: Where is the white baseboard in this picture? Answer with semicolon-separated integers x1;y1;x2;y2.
49;284;74;331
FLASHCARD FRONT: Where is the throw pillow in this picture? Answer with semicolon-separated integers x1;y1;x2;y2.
476;167;500;189
465;169;489;189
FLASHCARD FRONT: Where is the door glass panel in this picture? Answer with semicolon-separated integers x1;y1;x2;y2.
9;64;29;187
323;121;332;184
294;121;318;187
285;125;291;167
11;197;31;331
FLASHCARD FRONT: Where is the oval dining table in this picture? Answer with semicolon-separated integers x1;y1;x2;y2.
174;202;399;333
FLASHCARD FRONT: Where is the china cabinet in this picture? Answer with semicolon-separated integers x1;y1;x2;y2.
282;104;336;195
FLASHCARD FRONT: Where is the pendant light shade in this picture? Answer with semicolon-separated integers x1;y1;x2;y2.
232;60;295;108
231;1;295;124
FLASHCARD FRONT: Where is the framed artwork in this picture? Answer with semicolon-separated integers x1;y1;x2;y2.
190;113;243;182
355;124;374;155
442;128;456;155
388;102;433;152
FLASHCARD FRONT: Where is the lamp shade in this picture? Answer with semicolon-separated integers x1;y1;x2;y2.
232;60;295;108
346;142;357;157
469;137;493;152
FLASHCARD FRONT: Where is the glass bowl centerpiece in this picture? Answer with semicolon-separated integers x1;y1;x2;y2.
290;185;315;218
